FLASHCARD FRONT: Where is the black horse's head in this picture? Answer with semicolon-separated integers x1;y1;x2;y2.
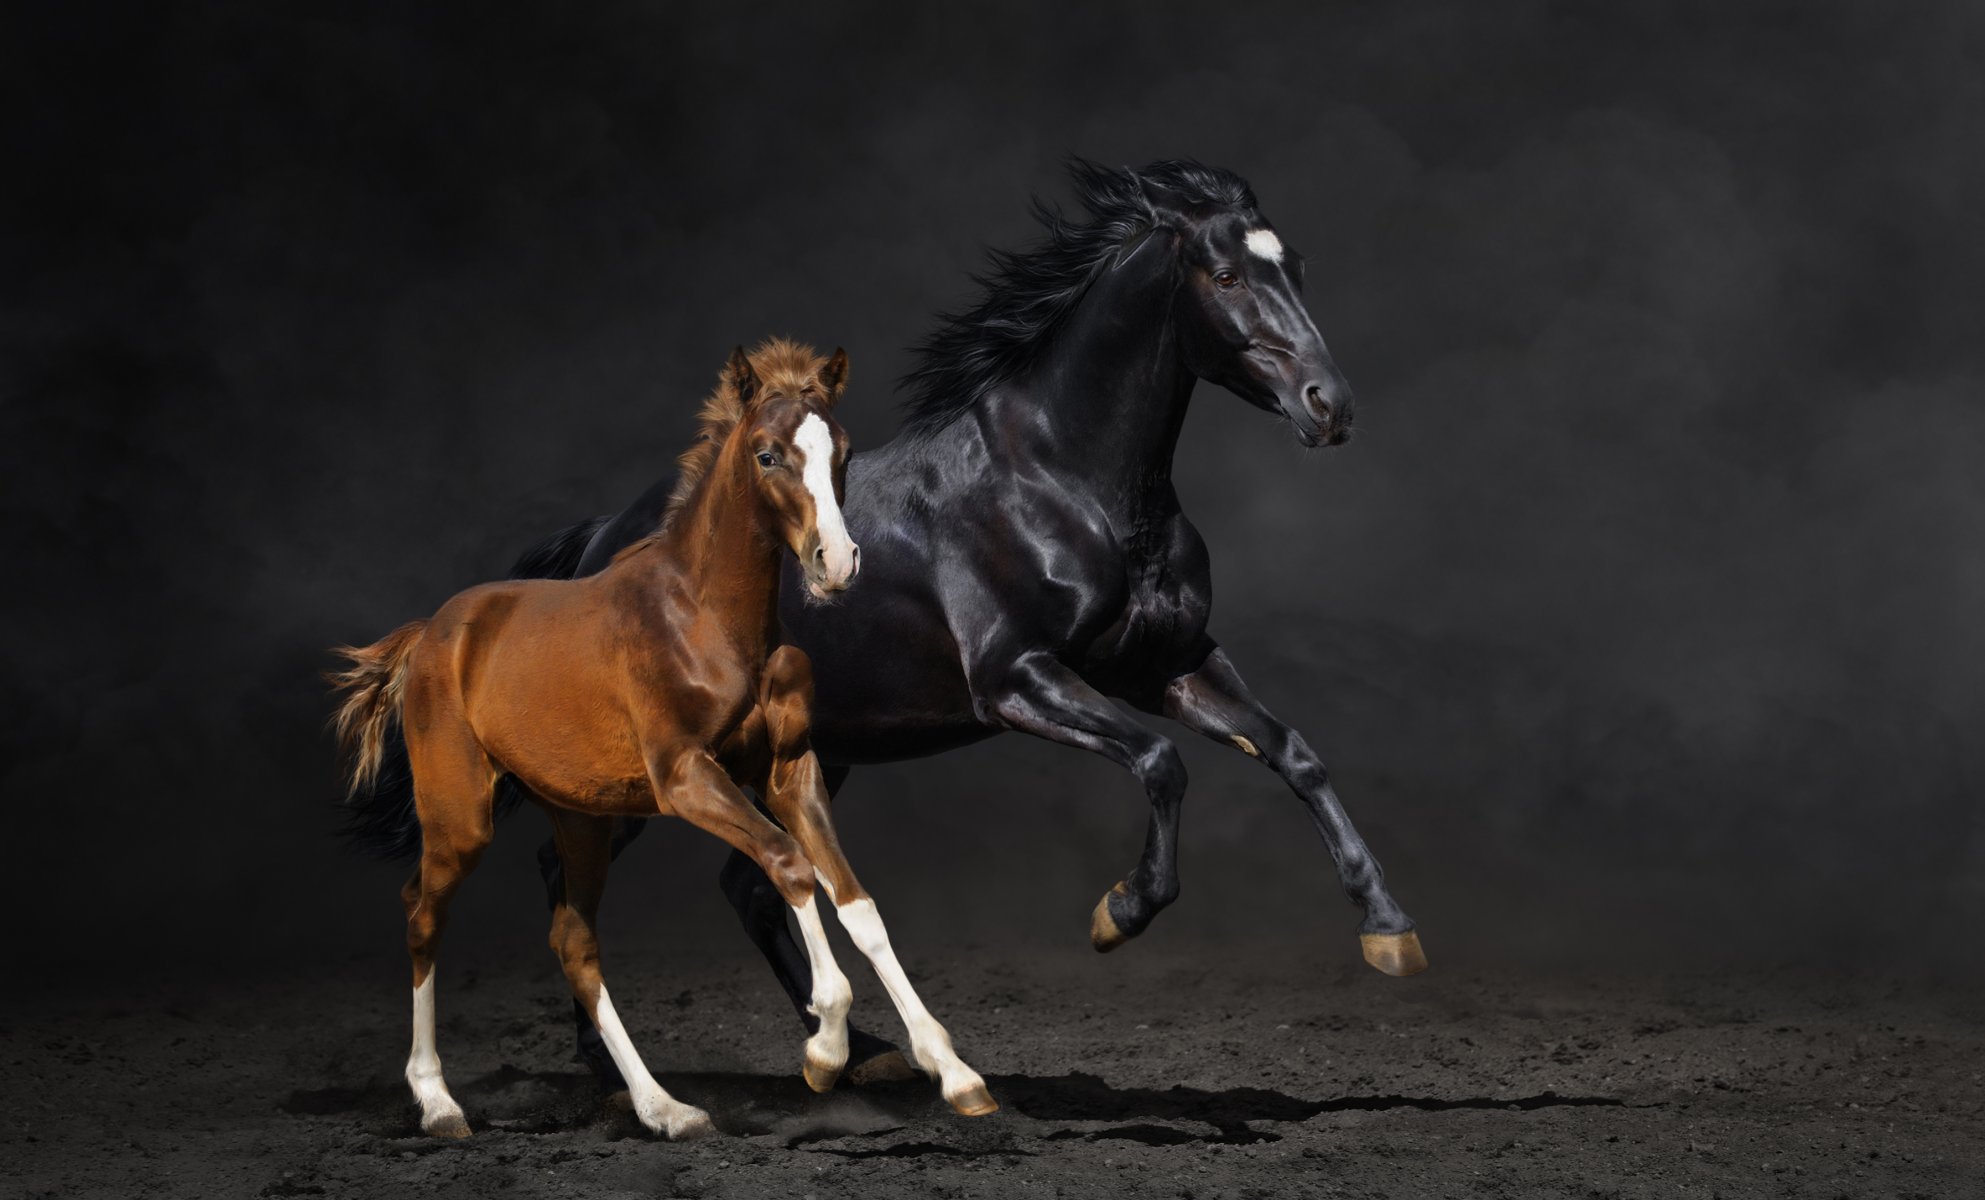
1134;164;1353;447
898;158;1357;448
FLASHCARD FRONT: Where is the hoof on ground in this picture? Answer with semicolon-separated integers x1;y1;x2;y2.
665;1108;717;1141
802;1053;844;1094
1360;930;1428;977
945;1082;999;1118
422;1110;472;1139
848;1048;916;1086
1089;882;1133;953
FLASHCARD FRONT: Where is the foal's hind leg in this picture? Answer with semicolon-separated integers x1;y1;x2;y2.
537;815;649;1087
545;809;713;1139
400;713;498;1138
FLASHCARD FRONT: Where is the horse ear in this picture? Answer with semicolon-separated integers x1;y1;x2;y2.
724;345;759;405
1131;169;1192;224
817;347;850;406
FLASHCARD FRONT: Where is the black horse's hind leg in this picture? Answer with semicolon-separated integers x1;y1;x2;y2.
1156;645;1425;976
980;652;1188;951
712;765;913;1084
538;818;650;1086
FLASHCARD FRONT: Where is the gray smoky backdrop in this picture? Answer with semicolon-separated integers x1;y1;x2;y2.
2;1;1980;988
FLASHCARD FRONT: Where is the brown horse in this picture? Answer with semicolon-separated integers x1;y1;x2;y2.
329;340;994;1139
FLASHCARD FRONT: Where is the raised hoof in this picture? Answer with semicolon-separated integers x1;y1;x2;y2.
423;1110;472;1139
945;1082;999;1118
1089;882;1133;953
1360;930;1429;977
803;1053;844;1094
848;1048;917;1086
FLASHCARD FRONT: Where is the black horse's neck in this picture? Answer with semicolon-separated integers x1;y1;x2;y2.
921;236;1194;513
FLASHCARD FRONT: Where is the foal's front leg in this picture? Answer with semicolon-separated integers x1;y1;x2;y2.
757;648;996;1116
659;749;856;1093
1156;645;1426;976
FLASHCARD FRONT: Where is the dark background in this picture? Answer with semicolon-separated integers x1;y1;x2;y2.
3;1;1979;991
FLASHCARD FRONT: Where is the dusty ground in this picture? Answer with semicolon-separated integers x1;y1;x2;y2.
6;942;1982;1199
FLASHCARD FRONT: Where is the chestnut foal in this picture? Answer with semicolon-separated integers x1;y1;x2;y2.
331;341;994;1139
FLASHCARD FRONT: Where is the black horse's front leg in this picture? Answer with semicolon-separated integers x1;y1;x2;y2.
982;652;1189;950
1157;646;1426;976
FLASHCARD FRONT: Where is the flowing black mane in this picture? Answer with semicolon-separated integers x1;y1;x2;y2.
897;158;1258;436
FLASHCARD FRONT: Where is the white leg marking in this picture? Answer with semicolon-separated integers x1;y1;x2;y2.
794;413;857;588
1245;228;1284;263
792;896;853;1080
834;898;990;1109
406;972;468;1136
589;984;713;1138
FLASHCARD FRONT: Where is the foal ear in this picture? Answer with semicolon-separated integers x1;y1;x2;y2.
724;345;759;405
817;347;850;406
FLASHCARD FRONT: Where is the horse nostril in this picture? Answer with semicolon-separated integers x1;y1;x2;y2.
1304;384;1332;422
850;544;861;575
813;545;827;567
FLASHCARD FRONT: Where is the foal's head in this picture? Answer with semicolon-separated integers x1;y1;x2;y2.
713;341;859;600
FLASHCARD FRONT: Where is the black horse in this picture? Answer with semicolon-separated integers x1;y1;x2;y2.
386;159;1424;1080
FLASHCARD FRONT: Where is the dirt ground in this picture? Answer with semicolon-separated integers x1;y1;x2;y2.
6;942;1982;1199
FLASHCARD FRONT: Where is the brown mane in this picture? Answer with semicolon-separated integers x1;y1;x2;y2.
662;337;834;525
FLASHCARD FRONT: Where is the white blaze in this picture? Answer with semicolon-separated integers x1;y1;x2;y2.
794;413;856;584
1245;228;1284;262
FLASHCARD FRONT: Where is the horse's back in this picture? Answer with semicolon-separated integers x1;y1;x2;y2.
414;577;656;811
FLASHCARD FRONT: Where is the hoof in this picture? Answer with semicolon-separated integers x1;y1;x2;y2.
848;1048;916;1086
1360;930;1428;977
665;1108;717;1141
945;1081;999;1118
803;1053;844;1094
1089;882;1132;953
422;1110;472;1139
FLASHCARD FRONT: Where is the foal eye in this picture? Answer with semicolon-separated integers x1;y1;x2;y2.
756;451;778;469
1213;269;1240;289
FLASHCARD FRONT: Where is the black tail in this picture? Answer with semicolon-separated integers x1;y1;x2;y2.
510;516;611;580
338;516;610;862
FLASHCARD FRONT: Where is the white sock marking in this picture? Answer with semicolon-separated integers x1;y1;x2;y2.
406;972;466;1132
834;898;987;1104
591;983;710;1137
792;896;853;1072
1245;228;1284;262
794;413;856;587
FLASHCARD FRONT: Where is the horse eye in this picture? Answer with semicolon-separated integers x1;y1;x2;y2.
1213;269;1240;289
756;450;778;469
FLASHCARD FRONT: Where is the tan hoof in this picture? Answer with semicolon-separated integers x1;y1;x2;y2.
1090;882;1132;953
803;1053;844;1094
946;1082;999;1117
1360;930;1429;977
667;1109;717;1141
848;1049;916;1086
423;1111;472;1139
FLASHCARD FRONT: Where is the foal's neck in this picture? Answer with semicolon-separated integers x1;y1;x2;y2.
651;437;782;654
